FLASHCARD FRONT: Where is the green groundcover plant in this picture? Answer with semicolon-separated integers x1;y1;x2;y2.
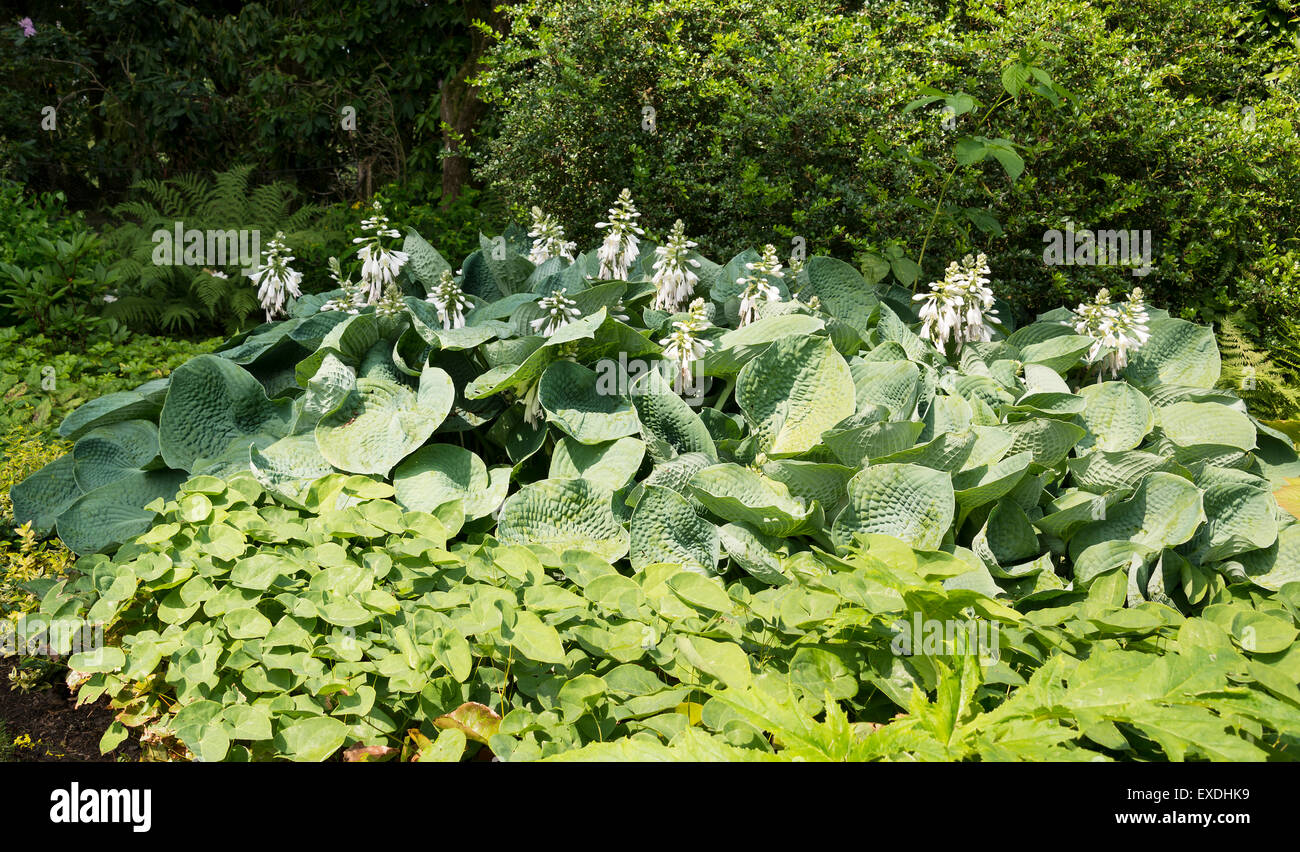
7;197;1300;761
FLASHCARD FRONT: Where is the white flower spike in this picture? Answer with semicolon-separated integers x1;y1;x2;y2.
595;189;644;280
651;220;701;313
248;232;303;322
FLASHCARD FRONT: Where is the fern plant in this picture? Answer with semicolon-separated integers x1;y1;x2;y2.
1216;312;1300;419
104;165;336;336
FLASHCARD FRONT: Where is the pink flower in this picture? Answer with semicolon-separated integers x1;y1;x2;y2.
19;18;35;37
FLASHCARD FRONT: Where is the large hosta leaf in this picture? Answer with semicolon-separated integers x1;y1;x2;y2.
315;365;454;476
59;388;163;441
497;478;630;562
701;314;825;378
736;336;854;456
1123;318;1221;388
249;433;336;496
801;256;877;336
160;355;291;472
538;359;641;445
71;420;161;492
392;444;507;520
630;370;717;463
832;463;955;552
688;464;820;537
549;436;646;492
1189;466;1278;563
10;454;82;536
1078;382;1153;452
1157;402;1256;451
630;485;719;573
57;469;188;555
1068;473;1205;560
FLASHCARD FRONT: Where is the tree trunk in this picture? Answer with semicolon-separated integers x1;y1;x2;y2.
439;1;512;207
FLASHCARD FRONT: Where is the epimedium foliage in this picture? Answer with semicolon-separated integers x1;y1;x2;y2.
9;205;1300;761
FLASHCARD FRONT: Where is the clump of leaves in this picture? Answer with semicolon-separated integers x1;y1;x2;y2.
11;215;1300;760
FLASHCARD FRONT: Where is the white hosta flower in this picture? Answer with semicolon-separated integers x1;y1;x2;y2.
595;189;644;280
1070;287;1150;377
651;220;701;313
374;282;407;318
913;253;1000;354
356;243;410;304
319;256;364;314
659;298;714;389
611;299;630;323
521;380;545;426
736;244;784;326
530;287;582;336
351;201;409;305
528;206;576;265
248;232;302;322
426;269;472;329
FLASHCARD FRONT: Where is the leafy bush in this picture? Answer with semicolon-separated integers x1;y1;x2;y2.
476;0;1300;331
104;166;337;336
0;180;97;329
8;210;1300;760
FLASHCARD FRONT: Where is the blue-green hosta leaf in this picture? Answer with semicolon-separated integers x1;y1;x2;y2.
1067;450;1184;493
315;365;454;476
293;312;382;387
1237;525;1300;591
1003;419;1086;466
249;433;335;497
974;501;1042;568
497;478;630;562
549;436;645;492
1078;382;1154;452
832;463;955;552
736;336;855;456
403;228;452;290
629;370;717;463
1033;489;1127;541
627;452;715;509
760;460;854;512
1068;473;1206;561
801;256;878;337
392;444;506;520
10;454;82;536
688;463;820;536
850;360;921;420
1006;392;1086;418
822;416;920;468
1189;466;1278;563
1018;334;1094;372
1157;401;1256;451
701;314;825;378
717;522;793;585
59;390;163;441
1123;318;1221;388
56;469;188;555
160;355;291;472
953;451;1032;511
630;485;720;573
539;359;641;445
71;420;161;492
871;430;976;472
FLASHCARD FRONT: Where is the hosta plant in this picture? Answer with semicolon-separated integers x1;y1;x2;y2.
9;209;1300;761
